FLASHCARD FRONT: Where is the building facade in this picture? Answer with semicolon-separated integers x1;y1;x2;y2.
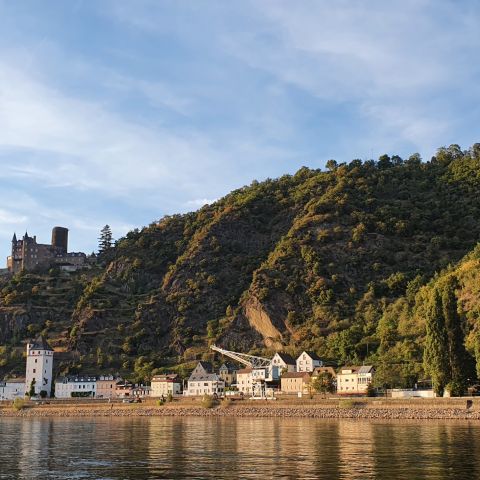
96;375;121;398
296;351;324;373
151;374;182;397
54;376;97;398
218;363;237;387
115;380;135;398
270;352;296;373
236;368;253;394
280;372;311;394
337;366;374;395
25;336;54;397
185;362;225;397
0;378;25;400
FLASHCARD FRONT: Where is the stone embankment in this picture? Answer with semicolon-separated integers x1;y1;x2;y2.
2;403;480;420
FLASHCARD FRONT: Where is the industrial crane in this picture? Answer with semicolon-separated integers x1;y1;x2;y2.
210;345;271;369
210;345;276;399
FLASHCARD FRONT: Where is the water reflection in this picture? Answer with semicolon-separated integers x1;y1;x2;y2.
1;417;480;479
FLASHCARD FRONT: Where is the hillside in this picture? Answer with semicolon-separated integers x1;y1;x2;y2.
1;143;480;384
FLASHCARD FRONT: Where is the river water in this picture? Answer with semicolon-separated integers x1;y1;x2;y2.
0;417;479;479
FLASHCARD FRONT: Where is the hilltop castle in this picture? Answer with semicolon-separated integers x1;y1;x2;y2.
6;226;89;274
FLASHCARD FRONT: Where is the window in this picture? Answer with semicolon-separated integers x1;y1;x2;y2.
33;369;36;373
35;359;37;363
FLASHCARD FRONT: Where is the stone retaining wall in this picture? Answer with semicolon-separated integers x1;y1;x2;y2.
1;404;479;420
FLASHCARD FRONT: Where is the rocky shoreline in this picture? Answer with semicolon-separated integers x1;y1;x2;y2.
1;405;480;420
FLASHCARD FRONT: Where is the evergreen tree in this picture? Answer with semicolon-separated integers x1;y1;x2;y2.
441;275;468;395
423;287;449;396
98;225;113;254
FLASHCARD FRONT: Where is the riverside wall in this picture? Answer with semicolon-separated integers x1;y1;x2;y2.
1;397;480;420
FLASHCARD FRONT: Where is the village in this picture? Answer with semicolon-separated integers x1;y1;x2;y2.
0;335;436;403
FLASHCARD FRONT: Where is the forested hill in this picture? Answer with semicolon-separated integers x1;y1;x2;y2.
1;143;480;386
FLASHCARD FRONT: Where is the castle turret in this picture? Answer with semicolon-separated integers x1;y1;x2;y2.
51;226;68;253
25;336;54;397
12;232;17;243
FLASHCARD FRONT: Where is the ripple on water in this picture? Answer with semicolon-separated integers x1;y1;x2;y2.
1;417;480;479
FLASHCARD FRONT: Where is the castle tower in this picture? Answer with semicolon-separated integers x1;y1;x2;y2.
25;336;54;397
51;226;68;253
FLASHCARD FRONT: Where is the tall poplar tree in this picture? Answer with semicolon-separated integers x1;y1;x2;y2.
423;287;449;396
441;275;468;395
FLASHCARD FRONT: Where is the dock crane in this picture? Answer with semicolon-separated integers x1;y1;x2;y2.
210;345;276;399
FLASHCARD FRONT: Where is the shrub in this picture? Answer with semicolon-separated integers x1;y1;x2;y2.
167;392;173;403
201;395;215;409
157;399;165;406
12;398;25;410
338;399;365;409
220;397;232;409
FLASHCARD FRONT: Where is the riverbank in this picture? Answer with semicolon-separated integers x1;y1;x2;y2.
1;397;480;420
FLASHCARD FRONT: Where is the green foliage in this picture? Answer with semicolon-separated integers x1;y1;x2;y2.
2;144;480;380
423;288;449;396
12;398;25;410
311;372;335;395
98;225;113;255
28;379;36;398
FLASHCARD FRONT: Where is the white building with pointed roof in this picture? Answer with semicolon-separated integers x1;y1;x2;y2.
296;351;324;373
25;336;54;397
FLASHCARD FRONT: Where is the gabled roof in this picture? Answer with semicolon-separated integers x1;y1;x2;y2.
219;362;237;373
298;351;322;361
274;352;296;365
196;361;213;373
188;372;222;382
29;335;53;352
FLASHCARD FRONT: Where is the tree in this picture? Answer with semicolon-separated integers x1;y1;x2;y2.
441;275;469;396
423;287;449;396
98;225;113;254
39;390;48;399
311;372;335;396
28;378;36;397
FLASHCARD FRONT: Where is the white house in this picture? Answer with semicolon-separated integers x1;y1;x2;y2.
54;375;97;398
337;366;374;395
25;336;54;397
296;351;323;373
270;352;296;373
151;374;182;397
0;378;25;400
236;368;253;394
184;362;225;396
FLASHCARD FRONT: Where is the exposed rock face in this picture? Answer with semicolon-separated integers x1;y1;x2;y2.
0;308;31;343
243;296;284;349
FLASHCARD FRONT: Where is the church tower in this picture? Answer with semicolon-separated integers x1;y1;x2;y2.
25;336;54;397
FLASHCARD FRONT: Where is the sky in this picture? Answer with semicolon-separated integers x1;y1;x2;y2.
0;0;479;261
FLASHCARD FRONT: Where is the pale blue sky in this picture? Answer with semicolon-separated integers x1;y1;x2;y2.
1;0;479;260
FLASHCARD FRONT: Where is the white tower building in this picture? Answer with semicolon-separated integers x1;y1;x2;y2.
25;336;54;397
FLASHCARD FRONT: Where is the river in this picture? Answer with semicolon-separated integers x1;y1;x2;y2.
0;417;479;479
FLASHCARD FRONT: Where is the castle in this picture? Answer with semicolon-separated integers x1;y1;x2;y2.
6;226;88;274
